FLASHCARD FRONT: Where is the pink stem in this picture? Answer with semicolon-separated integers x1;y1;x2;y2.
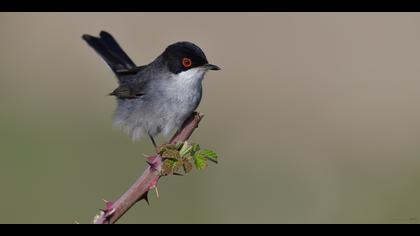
93;112;204;224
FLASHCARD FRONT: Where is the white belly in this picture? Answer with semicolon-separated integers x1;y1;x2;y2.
113;68;204;141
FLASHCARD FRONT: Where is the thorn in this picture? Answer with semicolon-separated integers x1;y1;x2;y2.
173;172;184;176
144;193;150;206
106;207;116;217
102;198;114;211
155;186;160;199
138;191;150;205
147;156;161;170
106;203;114;211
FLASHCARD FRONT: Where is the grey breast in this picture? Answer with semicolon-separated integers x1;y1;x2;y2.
112;63;203;140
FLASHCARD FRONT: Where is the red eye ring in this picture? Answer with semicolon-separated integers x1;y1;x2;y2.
182;57;192;68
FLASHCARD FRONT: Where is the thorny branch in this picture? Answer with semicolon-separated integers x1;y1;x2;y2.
93;112;204;224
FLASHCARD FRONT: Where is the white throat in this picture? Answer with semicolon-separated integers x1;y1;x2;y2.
173;67;206;84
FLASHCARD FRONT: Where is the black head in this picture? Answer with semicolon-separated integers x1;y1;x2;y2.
162;42;220;74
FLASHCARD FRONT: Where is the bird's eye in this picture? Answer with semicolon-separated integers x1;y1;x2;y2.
182;57;192;68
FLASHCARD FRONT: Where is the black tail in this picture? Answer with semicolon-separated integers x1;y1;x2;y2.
82;31;136;74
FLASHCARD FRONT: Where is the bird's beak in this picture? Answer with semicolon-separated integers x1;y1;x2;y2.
204;63;221;71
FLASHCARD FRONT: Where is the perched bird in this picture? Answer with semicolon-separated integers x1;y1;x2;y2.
82;31;220;147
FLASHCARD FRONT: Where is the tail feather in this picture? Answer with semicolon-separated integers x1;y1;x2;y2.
82;31;136;74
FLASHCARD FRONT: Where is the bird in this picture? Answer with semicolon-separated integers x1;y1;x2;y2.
82;31;220;148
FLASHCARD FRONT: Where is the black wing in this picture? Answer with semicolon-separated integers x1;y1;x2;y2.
109;82;147;99
115;65;147;76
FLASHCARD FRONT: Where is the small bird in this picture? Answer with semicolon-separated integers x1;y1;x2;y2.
82;31;220;147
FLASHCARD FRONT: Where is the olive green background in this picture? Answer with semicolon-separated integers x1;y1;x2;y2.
1;13;420;223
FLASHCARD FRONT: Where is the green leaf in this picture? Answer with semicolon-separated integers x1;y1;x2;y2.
157;143;177;155
161;159;178;175
179;141;193;157
175;142;184;150
182;160;193;174
193;153;208;170
158;141;218;174
190;143;201;156
161;149;181;160
200;149;218;163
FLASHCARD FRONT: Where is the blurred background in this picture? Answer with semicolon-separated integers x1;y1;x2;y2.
1;13;420;223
